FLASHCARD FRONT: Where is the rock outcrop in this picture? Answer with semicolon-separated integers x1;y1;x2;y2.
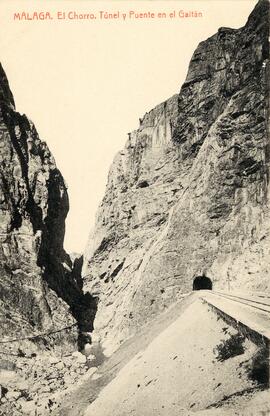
83;0;270;354
0;63;97;351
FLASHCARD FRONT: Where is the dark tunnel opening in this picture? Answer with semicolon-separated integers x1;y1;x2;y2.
193;275;213;291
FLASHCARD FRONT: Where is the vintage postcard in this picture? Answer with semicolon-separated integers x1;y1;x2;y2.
0;1;269;415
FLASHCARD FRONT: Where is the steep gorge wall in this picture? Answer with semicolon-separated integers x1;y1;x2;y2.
0;64;96;351
84;0;269;354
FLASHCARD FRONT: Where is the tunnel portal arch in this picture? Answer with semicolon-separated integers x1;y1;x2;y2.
193;275;212;291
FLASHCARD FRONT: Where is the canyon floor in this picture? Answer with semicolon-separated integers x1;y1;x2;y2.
56;293;269;416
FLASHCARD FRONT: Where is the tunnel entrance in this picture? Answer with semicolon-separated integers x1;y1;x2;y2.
193;275;212;291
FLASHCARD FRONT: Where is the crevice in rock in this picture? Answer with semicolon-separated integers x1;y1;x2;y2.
110;260;125;280
0;171;22;230
136;180;149;188
37;198;98;350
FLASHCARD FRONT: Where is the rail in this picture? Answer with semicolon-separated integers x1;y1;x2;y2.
198;289;270;340
209;290;270;314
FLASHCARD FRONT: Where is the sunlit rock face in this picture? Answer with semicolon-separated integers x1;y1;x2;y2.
84;0;269;354
0;64;96;349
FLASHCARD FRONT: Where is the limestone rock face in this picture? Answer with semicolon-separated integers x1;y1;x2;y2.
0;63;96;349
84;0;270;354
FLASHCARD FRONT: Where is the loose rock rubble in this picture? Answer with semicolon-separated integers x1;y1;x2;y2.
0;348;98;415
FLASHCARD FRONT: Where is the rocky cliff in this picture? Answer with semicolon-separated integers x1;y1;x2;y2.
0;64;96;351
83;0;270;354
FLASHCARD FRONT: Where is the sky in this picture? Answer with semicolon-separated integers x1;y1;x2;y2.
0;0;257;253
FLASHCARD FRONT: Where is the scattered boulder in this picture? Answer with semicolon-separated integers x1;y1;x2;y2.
72;351;87;364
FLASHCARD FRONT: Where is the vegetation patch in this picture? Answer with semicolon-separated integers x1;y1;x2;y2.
245;344;269;387
214;333;245;362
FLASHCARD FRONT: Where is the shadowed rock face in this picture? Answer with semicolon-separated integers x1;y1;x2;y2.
0;64;97;349
83;0;270;354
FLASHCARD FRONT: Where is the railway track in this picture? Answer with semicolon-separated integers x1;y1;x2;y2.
207;290;270;315
197;289;270;340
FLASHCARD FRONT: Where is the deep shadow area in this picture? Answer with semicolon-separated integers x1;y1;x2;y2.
246;341;269;387
193;275;213;290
